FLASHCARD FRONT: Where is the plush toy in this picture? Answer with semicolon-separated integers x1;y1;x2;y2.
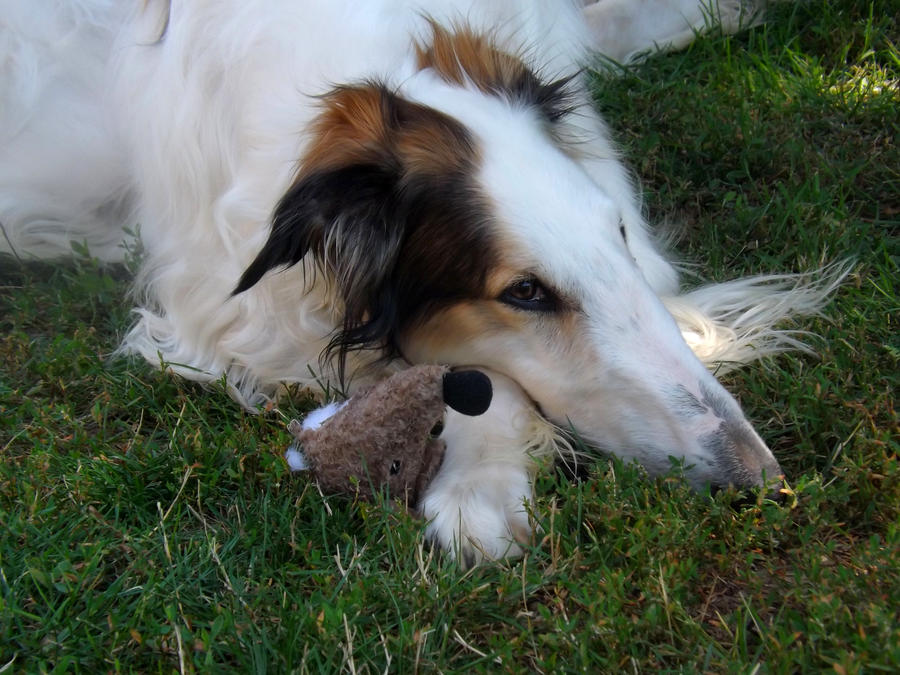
286;365;492;505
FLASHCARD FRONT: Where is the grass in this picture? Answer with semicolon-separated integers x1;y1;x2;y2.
1;1;898;671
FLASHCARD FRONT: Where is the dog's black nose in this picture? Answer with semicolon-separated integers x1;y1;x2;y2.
712;475;786;508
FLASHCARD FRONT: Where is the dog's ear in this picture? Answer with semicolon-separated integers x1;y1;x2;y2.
233;161;402;298
234;82;475;293
233;158;408;363
233;83;477;366
233;83;414;304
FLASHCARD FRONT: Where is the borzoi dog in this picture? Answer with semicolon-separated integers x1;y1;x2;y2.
1;1;842;563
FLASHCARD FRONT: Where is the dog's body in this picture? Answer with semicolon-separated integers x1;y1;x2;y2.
2;0;841;562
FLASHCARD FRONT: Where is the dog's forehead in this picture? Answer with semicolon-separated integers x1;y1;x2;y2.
474;116;633;287
400;73;635;292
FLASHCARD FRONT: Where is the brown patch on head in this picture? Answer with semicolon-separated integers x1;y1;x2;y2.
415;20;576;124
300;83;476;182
405;293;587;359
415;22;528;96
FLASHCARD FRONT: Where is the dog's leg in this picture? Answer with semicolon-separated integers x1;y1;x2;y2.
584;0;765;63
419;370;553;566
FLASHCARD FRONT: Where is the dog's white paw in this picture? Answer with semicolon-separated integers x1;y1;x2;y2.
417;369;555;566
420;462;534;566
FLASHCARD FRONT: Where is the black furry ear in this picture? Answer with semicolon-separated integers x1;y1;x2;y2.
232;163;401;296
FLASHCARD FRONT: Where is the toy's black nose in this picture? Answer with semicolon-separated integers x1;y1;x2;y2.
443;370;493;416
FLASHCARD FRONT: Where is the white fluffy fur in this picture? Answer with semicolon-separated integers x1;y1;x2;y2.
1;0;845;564
664;261;852;369
0;1;133;262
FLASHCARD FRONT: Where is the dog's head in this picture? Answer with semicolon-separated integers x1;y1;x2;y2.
235;23;783;493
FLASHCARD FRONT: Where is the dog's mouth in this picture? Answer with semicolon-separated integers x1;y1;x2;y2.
494;370;784;494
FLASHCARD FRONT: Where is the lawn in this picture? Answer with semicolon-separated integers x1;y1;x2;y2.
1;1;898;672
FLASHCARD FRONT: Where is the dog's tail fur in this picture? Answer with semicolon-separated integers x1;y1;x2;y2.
663;261;852;372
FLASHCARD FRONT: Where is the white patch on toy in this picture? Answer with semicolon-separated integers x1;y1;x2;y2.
285;446;308;471
301;400;347;431
284;400;348;472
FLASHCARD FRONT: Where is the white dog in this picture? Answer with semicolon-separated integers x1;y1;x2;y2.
1;1;841;563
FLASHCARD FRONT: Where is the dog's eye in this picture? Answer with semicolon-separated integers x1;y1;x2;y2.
500;278;556;312
389;460;401;475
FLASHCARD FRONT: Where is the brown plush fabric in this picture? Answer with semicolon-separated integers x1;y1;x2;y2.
288;365;449;504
